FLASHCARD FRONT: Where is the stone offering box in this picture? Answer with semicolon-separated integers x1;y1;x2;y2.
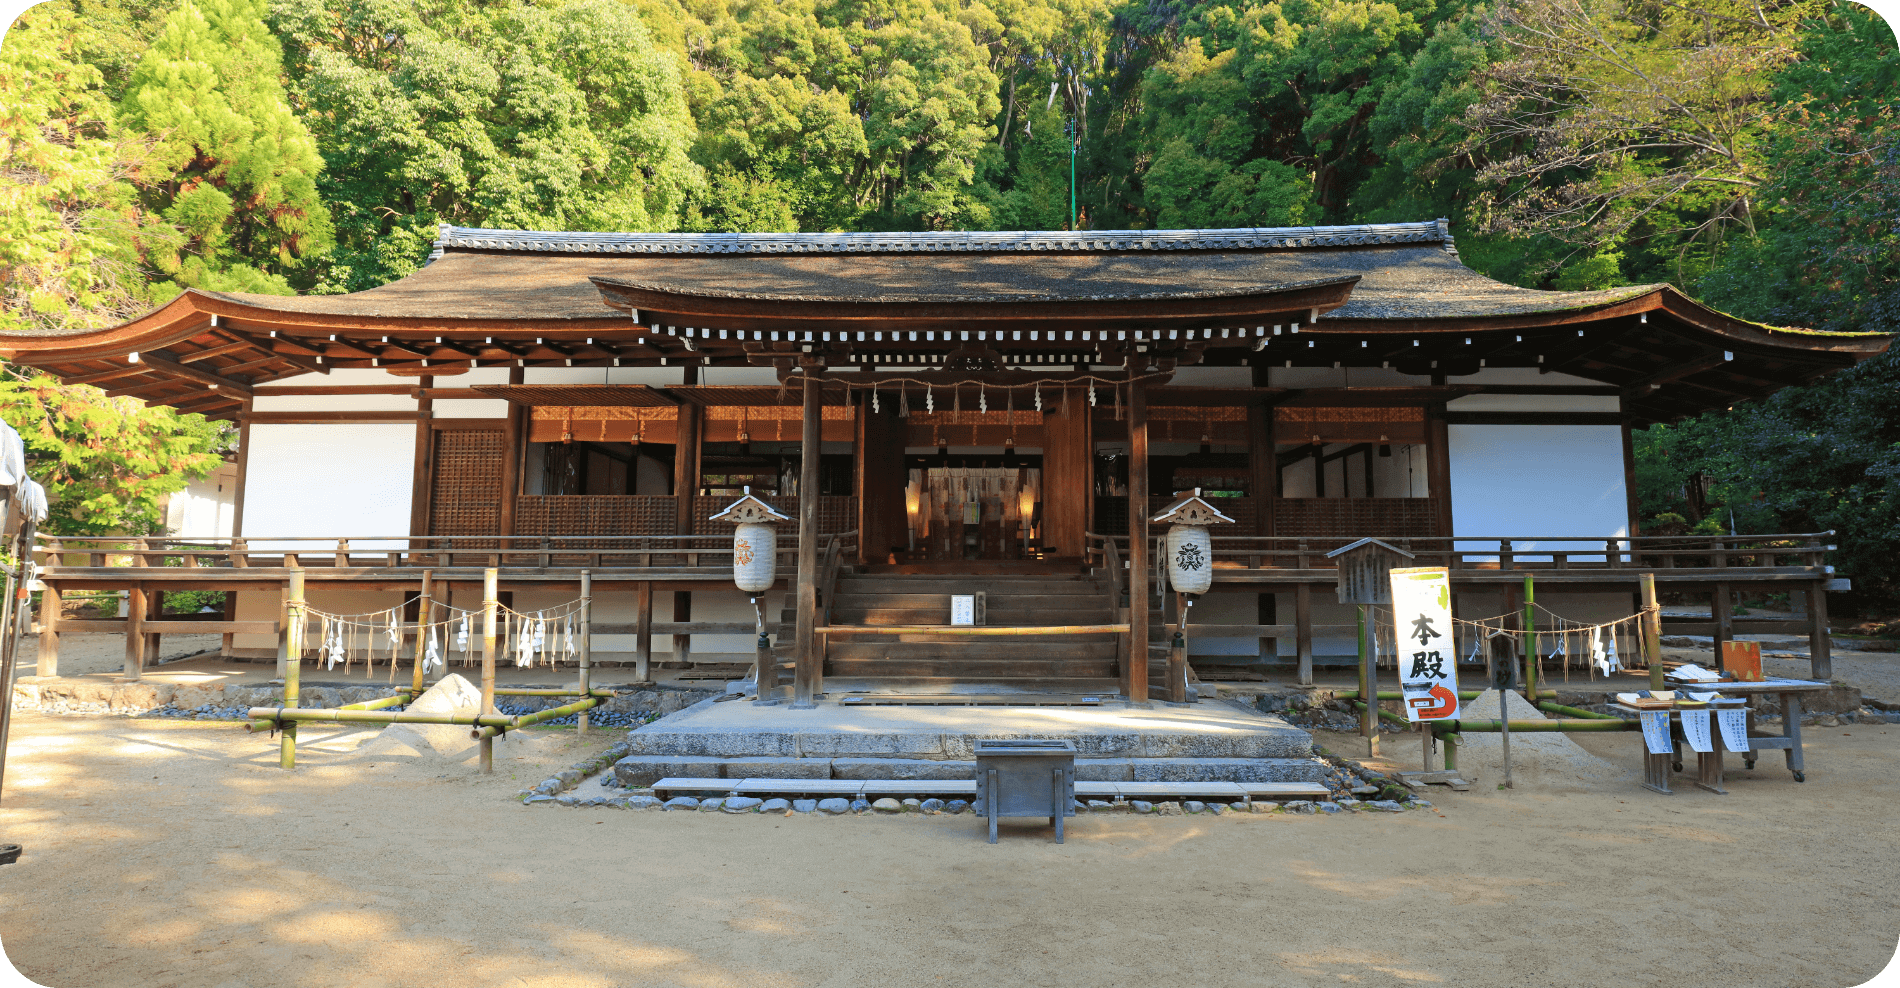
974;739;1077;843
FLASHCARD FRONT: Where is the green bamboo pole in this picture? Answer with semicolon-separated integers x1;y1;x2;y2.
471;695;602;741
1338;690;1494;701
1523;574;1538;700
1437;728;1458;771
412;570;432;699
480;567;497;774
1643;572;1665;691
244;707;520;731
1442;718;1636;732
577;569;592;734
1535;700;1619;720
279;568;304;770
337;693;408;712
1349;698;1409;729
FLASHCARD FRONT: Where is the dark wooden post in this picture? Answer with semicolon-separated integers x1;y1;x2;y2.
793;364;824;709
36;583;59;678
231;400;252;537
122;585;146;681
1295;583;1313;687
671;402;703;663
1249;399;1279;664
1806;581;1831;680
410;375;435;539
1711;582;1733;668
1126;374;1150;705
496;366;525;549
1425;403;1453;538
671;591;692;666
220;590;237;659
635;581;653;683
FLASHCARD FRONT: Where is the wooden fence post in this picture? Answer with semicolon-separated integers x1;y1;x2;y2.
480;567;498;774
121;586;146;682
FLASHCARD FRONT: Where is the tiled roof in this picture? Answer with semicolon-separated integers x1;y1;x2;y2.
428;220;1457;257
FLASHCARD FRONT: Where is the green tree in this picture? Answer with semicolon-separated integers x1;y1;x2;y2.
273;0;702;291
0;5;174;333
117;0;334;294
0;367;229;536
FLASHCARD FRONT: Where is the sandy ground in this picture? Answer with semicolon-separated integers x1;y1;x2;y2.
17;634;225;679
0;711;1895;988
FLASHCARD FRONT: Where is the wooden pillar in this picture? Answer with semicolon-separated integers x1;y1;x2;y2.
1256;591;1276;668
1806;581;1831;680
35;583;59;678
673;404;703;535
1620;416;1643;538
410;375;435;537
1250;399;1279;670
635;581;653;683
1126;374;1150;705
1248;402;1277;537
122;585;146;681
1295;583;1313;686
793;367;824;709
1040;383;1092;558
1642;573;1664;691
220;590;237;659
855;393;906;565
231;401;252;537
671;591;691;665
1711;582;1733;667
1425;403;1453;538
496;367;526;546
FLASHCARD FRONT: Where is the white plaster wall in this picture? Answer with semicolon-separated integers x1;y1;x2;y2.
165;461;237;537
1448;424;1629;555
243;424;416;548
1448;394;1620;413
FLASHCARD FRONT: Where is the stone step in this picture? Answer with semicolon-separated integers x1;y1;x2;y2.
616;755;1330;789
825;659;1119;679
622;722;1312;761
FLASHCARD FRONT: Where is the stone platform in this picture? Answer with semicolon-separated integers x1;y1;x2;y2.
612;696;1329;787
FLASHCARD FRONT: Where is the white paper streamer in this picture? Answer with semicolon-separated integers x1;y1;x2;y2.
1717;708;1750;753
1641;711;1674;754
1681;708;1714;753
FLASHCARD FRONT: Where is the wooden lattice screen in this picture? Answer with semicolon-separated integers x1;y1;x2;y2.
1273;498;1441;539
429;428;503;544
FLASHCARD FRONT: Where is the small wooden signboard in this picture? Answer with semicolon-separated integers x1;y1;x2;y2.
1721;640;1763;681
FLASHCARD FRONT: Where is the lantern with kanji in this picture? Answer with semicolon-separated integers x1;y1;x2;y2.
709;488;790;592
1149;489;1236;597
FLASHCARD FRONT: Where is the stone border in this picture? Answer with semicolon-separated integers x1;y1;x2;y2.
523;792;1437;816
9;679;716;725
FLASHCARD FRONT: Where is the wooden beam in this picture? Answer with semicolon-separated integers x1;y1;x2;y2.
232;401;252;536
219;329;329;375
177;339;257;364
138;352;253;398
1126;368;1150;706
65;367;149;387
497;365;525;538
1441;411;1624;426
793;367;823;709
411;377;434;537
245;411;421;424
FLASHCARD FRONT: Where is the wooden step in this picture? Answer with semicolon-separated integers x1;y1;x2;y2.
825;659;1120;678
833;592;1110;609
831;609;1115;626
828;641;1118;661
834;579;1104;596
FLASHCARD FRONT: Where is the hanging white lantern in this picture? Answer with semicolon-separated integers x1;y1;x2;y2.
1149;488;1236;597
709;487;790;593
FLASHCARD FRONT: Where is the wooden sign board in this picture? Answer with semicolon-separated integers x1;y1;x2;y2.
1721;640;1764;681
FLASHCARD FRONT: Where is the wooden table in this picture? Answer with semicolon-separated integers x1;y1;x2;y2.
1613;677;1830;794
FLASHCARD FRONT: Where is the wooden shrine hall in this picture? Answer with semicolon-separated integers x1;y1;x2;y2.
2;221;1887;705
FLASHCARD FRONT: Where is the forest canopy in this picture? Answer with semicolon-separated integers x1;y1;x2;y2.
0;0;1895;604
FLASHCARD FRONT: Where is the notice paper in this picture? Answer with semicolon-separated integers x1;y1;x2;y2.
1641;711;1674;755
1681;709;1714;753
1717;709;1751;753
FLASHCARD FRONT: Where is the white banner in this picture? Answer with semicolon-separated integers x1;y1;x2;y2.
1388;567;1459;723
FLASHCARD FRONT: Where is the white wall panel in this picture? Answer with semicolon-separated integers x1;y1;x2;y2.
244;424;415;546
1448;424;1629;555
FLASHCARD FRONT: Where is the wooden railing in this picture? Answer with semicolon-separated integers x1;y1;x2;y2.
33;533;825;574
1086;532;1835;579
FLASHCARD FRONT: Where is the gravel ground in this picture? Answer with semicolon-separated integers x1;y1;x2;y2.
0;713;1896;988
